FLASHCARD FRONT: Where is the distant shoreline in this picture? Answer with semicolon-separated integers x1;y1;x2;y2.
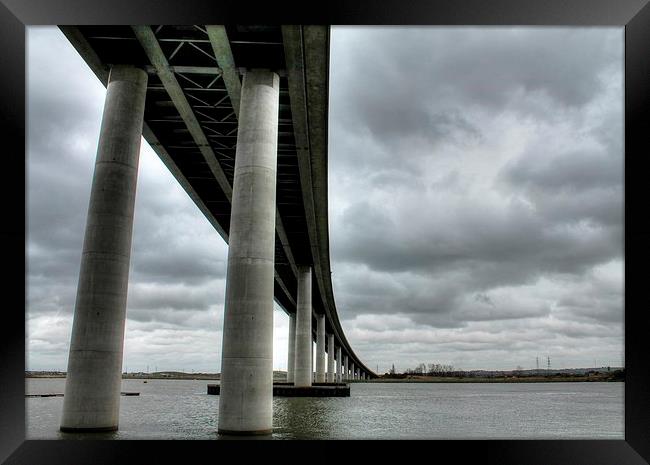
24;372;293;382
362;376;623;383
26;375;622;383
25;373;219;380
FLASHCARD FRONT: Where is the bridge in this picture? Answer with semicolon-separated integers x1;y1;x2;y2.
57;24;375;435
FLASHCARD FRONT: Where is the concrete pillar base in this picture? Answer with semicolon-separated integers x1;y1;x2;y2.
60;426;118;433
218;428;274;436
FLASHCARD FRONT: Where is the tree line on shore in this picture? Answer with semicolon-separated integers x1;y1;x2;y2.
381;363;625;380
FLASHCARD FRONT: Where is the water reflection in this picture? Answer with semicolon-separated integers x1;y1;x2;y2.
273;397;338;439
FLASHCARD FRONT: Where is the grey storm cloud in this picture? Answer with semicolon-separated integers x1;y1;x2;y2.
332;27;620;122
127;284;219;312
333;194;620;279
26;26;624;372
327;26;623;371
503;149;622;192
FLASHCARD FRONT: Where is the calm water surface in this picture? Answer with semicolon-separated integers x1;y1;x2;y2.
26;379;623;440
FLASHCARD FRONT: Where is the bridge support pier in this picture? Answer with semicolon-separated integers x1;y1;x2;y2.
336;346;342;382
218;70;280;435
351;362;355;381
60;65;148;432
343;355;349;381
287;313;296;383
316;314;326;382
327;334;335;382
294;265;313;387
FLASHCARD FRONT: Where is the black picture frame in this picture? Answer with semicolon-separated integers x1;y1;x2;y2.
3;1;649;463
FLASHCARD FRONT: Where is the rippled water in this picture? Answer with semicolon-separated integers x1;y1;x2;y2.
26;378;624;440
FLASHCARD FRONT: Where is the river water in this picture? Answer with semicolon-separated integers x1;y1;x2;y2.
25;378;623;440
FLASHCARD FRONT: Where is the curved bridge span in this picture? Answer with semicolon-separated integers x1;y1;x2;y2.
59;25;375;434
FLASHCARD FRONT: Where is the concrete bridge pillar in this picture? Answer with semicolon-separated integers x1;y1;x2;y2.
60;65;148;432
294;265;313;387
343;355;349;381
218;70;280;435
327;333;335;382
351;362;355;381
287;313;296;383
336;346;342;382
315;314;326;382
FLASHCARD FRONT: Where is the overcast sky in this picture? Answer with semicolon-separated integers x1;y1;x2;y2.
26;26;624;373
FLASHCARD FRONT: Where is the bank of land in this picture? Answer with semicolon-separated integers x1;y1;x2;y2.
27;369;623;383
368;368;624;383
25;371;287;381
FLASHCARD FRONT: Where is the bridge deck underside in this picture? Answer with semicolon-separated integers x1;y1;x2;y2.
75;25;313;312
65;24;374;376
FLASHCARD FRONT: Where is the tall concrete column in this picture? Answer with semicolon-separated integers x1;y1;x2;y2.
60;65;147;432
312;339;315;382
315;314;326;382
327;334;335;382
351;362;355;381
294;266;312;387
287;313;296;383
218;70;280;435
344;355;349;382
336;346;342;382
